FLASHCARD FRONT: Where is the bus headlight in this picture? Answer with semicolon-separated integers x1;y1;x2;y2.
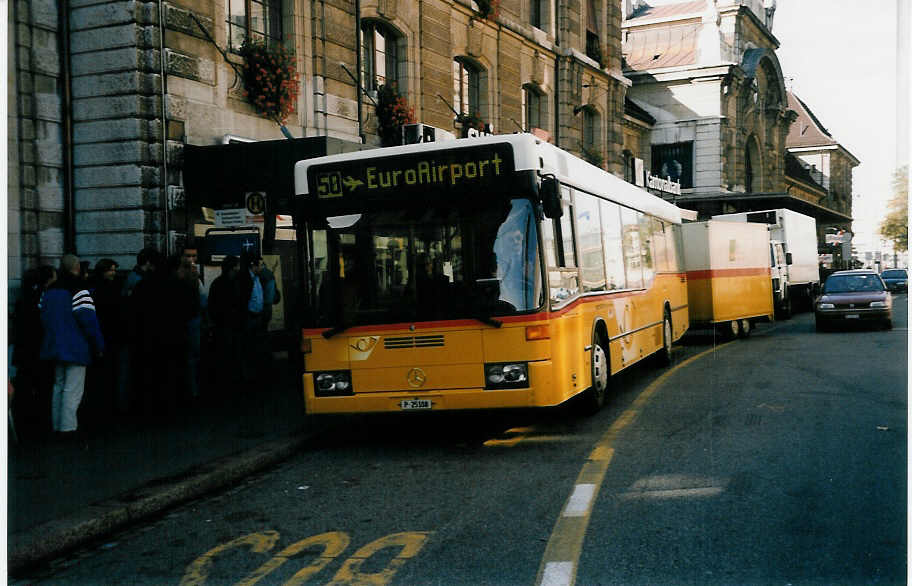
485;362;529;390
314;371;354;396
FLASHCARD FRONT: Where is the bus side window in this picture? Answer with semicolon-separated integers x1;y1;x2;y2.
638;212;655;287
542;217;558;268
651;218;669;273
665;221;680;273
600;200;626;291
621;207;644;289
575;191;606;292
545;187;580;306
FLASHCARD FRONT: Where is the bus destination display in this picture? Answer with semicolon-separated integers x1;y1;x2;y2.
308;143;515;200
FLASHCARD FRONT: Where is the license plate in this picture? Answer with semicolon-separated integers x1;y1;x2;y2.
845;314;860;319
399;399;432;410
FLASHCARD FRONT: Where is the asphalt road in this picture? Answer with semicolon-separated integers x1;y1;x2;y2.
17;297;907;585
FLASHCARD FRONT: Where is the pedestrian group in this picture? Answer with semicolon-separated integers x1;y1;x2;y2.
9;245;280;445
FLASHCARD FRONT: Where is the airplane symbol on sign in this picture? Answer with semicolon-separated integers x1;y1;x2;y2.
343;176;364;192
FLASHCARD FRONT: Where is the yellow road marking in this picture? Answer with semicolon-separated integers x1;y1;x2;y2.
534;343;731;586
483;426;534;447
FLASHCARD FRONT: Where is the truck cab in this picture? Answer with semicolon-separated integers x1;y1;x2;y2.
769;240;791;318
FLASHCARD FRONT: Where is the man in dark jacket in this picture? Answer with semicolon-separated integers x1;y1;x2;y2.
40;254;105;438
207;255;243;390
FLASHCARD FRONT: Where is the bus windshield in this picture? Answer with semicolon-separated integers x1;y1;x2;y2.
309;197;542;328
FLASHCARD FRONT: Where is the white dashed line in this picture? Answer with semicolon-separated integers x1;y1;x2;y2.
562;484;596;517
541;562;574;586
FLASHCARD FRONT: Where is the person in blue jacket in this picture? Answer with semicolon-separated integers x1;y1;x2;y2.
40;254;105;438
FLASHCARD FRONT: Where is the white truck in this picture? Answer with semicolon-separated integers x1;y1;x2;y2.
712;209;820;318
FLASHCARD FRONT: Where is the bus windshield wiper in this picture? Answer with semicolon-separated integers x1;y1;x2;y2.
322;323;350;339
473;314;503;328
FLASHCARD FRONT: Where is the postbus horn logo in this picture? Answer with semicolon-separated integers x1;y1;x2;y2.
406;368;427;388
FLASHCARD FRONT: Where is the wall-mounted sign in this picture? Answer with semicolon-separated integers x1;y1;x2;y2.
634;158;645;187
214;208;246;227
646;173;681;196
245;191;266;223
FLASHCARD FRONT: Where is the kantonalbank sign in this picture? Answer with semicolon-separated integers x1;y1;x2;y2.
307;143;516;200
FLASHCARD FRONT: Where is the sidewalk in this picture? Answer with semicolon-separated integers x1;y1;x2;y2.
7;355;316;575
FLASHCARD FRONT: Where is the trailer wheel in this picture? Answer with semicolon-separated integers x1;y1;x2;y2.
738;319;751;338
726;319;741;340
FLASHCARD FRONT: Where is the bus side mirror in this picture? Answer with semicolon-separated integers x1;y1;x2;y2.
541;176;562;219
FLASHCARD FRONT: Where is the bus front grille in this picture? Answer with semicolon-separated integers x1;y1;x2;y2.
384;335;445;349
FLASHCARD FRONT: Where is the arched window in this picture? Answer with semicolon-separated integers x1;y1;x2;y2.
227;0;283;51
362;21;402;92
454;58;481;116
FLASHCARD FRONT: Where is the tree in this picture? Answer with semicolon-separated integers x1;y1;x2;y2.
880;166;909;252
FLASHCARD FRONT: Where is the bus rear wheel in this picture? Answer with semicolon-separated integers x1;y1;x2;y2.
582;339;609;414
657;311;673;366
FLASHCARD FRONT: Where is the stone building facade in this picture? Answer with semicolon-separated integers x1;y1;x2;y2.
8;0;636;301
620;0;855;239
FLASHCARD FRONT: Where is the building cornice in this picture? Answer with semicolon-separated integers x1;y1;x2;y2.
624;63;735;83
717;4;780;49
788;145;861;167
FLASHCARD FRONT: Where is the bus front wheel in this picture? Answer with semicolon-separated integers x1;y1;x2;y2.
582;338;609;414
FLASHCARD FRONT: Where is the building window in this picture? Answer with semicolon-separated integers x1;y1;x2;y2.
623;151;636;184
227;0;282;52
531;0;552;30
583;109;597;150
453;58;481;116
531;0;543;29
651;142;693;189
362;21;400;92
585;0;601;66
523;85;543;130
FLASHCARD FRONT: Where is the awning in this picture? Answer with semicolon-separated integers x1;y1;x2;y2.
182;136;365;213
671;192;853;225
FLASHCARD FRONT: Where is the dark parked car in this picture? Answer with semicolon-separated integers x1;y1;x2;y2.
815;269;892;331
880;268;908;292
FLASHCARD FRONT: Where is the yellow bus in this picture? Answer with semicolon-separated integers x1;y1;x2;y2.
293;134;688;414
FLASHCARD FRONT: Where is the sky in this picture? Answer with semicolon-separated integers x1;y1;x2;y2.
773;0;908;253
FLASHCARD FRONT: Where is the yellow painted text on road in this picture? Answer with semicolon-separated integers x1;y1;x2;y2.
181;530;431;586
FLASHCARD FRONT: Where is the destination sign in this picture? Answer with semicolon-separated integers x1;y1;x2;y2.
307;143;515;200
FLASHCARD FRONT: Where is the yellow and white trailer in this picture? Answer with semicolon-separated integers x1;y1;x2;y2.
681;220;774;338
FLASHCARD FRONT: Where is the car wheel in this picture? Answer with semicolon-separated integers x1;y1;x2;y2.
883;319;893;330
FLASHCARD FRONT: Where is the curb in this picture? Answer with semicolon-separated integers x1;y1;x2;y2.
8;426;321;575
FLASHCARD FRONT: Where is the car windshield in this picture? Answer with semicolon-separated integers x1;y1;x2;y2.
881;269;906;278
824;274;885;293
308;198;543;327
